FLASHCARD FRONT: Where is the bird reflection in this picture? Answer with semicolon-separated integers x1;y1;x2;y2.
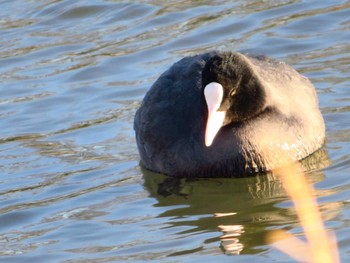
141;148;331;255
218;223;244;255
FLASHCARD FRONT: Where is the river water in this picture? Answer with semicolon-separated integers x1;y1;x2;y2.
1;0;350;262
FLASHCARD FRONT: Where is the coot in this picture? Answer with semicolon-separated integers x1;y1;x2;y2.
134;51;325;177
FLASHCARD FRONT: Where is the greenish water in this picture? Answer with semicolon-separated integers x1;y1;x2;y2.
0;0;350;262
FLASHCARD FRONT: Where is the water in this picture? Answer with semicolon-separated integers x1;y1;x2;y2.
0;0;349;262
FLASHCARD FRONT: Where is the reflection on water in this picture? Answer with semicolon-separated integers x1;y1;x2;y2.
142;148;333;255
1;0;350;261
218;223;244;255
143;171;285;255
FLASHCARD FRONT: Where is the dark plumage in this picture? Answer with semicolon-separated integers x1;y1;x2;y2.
134;51;325;177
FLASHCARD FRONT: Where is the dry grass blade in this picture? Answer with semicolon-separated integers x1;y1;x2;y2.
266;161;339;263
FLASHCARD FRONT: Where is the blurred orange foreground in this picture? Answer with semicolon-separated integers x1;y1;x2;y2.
267;161;339;263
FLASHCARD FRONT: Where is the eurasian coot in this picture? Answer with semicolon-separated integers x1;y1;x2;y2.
134;51;325;177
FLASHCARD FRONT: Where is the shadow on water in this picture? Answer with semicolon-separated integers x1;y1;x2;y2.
142;148;333;255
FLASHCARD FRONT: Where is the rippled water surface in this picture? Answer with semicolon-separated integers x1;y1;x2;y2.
1;0;350;262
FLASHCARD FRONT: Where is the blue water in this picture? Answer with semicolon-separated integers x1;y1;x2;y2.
0;0;350;262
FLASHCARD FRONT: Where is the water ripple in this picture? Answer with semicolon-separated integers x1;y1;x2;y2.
0;0;349;262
